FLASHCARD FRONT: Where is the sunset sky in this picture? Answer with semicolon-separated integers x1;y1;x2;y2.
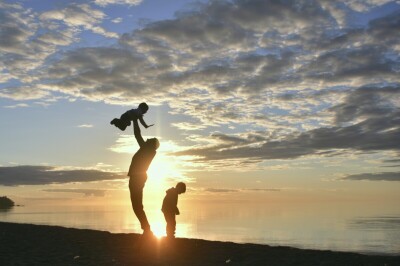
0;0;399;206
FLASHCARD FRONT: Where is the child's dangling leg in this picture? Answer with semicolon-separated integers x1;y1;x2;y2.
110;118;130;131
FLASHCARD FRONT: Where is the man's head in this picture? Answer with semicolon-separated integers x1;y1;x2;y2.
138;102;149;114
146;138;160;150
176;182;186;194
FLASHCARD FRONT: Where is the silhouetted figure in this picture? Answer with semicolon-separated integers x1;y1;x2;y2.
128;119;159;237
161;182;186;238
111;102;154;131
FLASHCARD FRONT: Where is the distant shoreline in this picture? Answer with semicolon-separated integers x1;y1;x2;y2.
1;222;399;266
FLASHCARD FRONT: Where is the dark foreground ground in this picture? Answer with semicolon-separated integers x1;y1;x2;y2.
0;222;399;266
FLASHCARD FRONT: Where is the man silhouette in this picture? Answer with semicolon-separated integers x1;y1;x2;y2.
128;119;159;236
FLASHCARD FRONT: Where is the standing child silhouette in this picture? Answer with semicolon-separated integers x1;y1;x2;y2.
161;182;186;239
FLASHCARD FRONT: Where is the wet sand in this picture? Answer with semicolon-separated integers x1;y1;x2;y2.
0;222;398;266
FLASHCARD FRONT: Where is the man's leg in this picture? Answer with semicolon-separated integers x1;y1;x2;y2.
129;179;150;232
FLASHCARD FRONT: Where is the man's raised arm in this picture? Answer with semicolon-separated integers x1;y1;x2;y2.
133;119;145;147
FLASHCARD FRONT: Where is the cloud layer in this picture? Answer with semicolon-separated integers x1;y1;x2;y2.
43;188;107;197
1;0;399;176
174;85;400;161
0;166;125;186
342;171;400;181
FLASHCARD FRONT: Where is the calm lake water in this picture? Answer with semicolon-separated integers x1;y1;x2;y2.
1;200;399;255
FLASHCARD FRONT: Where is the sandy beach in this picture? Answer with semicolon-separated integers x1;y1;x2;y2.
0;222;399;266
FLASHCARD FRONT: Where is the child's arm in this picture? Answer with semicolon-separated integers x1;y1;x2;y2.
175;206;180;215
138;116;154;128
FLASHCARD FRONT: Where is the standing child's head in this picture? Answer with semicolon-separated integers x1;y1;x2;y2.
138;102;149;114
176;182;186;194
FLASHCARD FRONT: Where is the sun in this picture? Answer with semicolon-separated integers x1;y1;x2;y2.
144;149;187;208
146;152;186;196
151;221;166;239
147;149;184;187
112;135;187;185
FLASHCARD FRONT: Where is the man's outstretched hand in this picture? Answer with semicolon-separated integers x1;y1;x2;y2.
146;124;154;128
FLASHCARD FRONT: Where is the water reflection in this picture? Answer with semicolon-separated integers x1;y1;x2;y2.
0;207;13;213
347;215;400;254
349;216;400;230
178;201;400;254
0;201;399;254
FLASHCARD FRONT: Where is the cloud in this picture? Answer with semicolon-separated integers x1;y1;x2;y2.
109;134;137;154
243;188;281;192
77;124;94;128
301;46;399;85
3;103;29;109
342;171;400;181
5;1;399;104
204;188;238;193
112;17;123;23
0;165;126;186
94;0;142;7
0;2;76;86
175;113;400;160
28;1;397;110
0;86;49;101
0;3;46;83
1;0;400;169
43;188;106;197
173;84;400;161
383;158;400;164
330;85;399;124
342;0;396;12
11;0;327;102
39;4;118;38
203;187;281;193
172;122;208;131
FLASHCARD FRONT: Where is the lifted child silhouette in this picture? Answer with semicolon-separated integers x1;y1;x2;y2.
161;182;186;239
111;102;154;131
